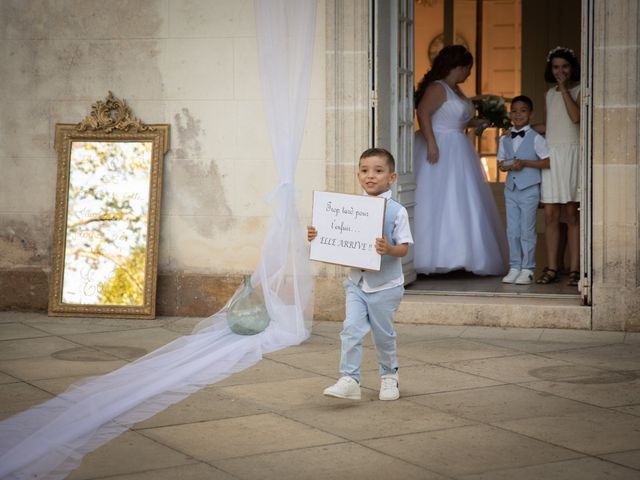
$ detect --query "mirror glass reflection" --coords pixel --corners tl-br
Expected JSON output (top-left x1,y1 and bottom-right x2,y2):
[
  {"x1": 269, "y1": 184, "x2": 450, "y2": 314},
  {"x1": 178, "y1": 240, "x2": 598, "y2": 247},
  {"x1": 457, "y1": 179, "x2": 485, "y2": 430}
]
[{"x1": 62, "y1": 141, "x2": 152, "y2": 306}]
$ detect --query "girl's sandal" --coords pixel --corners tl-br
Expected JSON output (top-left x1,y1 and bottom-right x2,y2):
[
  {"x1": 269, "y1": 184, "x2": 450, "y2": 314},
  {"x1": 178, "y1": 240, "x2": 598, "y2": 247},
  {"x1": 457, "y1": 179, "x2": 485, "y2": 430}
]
[
  {"x1": 568, "y1": 271, "x2": 580, "y2": 286},
  {"x1": 536, "y1": 268, "x2": 558, "y2": 284}
]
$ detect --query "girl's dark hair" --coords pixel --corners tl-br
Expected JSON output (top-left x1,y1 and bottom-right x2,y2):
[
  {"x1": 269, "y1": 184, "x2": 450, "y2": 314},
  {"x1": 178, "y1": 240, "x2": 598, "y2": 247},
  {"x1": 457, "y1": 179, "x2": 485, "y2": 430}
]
[
  {"x1": 544, "y1": 47, "x2": 581, "y2": 83},
  {"x1": 414, "y1": 45, "x2": 473, "y2": 107}
]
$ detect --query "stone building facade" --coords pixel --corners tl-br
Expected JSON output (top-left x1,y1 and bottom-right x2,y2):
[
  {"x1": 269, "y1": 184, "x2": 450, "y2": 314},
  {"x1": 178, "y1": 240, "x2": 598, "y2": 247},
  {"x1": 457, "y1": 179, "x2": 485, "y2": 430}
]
[{"x1": 0, "y1": 0, "x2": 638, "y2": 331}]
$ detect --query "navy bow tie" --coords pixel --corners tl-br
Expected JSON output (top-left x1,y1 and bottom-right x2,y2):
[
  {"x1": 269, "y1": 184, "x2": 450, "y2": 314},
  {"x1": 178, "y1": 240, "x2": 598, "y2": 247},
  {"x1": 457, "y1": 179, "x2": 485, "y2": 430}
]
[{"x1": 511, "y1": 130, "x2": 525, "y2": 139}]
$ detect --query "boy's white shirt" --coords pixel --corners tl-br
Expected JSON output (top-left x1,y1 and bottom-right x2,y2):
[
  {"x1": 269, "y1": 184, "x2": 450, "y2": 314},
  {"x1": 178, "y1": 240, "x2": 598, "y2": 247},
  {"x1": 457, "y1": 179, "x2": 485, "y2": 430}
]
[
  {"x1": 360, "y1": 189, "x2": 413, "y2": 293},
  {"x1": 497, "y1": 125, "x2": 551, "y2": 161}
]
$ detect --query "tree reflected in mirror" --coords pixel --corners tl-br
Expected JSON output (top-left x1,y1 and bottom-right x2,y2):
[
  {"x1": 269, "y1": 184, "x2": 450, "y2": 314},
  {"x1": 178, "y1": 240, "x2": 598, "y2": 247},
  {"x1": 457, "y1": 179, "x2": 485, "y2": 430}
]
[{"x1": 62, "y1": 141, "x2": 152, "y2": 305}]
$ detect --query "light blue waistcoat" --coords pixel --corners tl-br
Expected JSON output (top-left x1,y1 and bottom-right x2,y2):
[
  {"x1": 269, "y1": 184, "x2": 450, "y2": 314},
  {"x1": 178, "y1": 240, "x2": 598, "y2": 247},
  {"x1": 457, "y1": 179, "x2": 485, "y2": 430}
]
[
  {"x1": 348, "y1": 198, "x2": 404, "y2": 289},
  {"x1": 503, "y1": 130, "x2": 543, "y2": 191}
]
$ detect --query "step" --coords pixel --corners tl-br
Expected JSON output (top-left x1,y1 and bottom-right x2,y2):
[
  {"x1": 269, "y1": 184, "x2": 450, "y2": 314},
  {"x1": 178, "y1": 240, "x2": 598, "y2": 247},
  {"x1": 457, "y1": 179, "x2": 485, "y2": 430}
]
[{"x1": 397, "y1": 292, "x2": 591, "y2": 329}]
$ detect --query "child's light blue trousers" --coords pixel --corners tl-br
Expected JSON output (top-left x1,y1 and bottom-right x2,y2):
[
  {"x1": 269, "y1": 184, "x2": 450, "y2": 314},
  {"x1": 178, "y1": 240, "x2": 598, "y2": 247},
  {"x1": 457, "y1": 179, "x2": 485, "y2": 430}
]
[
  {"x1": 505, "y1": 184, "x2": 540, "y2": 270},
  {"x1": 340, "y1": 279, "x2": 403, "y2": 383}
]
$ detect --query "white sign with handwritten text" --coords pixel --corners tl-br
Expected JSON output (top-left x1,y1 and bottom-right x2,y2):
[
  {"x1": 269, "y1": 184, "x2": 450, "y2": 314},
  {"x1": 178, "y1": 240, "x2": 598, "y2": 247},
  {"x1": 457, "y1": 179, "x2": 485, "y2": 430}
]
[{"x1": 309, "y1": 191, "x2": 386, "y2": 271}]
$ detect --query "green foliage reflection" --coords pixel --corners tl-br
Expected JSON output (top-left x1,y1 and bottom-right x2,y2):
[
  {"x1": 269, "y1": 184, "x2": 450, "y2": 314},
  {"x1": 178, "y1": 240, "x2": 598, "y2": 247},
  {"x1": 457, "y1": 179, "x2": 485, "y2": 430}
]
[{"x1": 62, "y1": 141, "x2": 152, "y2": 306}]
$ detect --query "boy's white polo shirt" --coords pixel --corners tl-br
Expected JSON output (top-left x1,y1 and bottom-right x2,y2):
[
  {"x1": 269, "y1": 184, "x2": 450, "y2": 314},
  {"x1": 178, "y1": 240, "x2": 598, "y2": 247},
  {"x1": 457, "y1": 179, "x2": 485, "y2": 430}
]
[
  {"x1": 497, "y1": 125, "x2": 551, "y2": 161},
  {"x1": 360, "y1": 189, "x2": 413, "y2": 293}
]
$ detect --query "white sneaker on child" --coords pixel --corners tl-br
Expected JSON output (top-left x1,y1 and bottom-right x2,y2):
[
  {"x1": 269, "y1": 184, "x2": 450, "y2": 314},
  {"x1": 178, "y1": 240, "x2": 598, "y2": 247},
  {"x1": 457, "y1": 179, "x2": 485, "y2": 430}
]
[
  {"x1": 379, "y1": 373, "x2": 400, "y2": 401},
  {"x1": 323, "y1": 376, "x2": 361, "y2": 400},
  {"x1": 502, "y1": 268, "x2": 520, "y2": 284},
  {"x1": 515, "y1": 268, "x2": 534, "y2": 285}
]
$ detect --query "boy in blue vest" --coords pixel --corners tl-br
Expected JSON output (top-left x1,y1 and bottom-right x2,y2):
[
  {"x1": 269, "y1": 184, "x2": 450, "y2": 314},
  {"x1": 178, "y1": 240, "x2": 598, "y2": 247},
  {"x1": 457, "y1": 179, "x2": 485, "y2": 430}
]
[
  {"x1": 498, "y1": 95, "x2": 551, "y2": 284},
  {"x1": 307, "y1": 148, "x2": 413, "y2": 401}
]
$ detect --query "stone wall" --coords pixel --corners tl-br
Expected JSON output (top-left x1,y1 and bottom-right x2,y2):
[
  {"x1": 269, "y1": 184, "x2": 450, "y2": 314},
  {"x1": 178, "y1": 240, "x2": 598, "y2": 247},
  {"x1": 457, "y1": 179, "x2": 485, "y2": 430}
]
[
  {"x1": 0, "y1": 0, "x2": 327, "y2": 315},
  {"x1": 591, "y1": 0, "x2": 640, "y2": 330}
]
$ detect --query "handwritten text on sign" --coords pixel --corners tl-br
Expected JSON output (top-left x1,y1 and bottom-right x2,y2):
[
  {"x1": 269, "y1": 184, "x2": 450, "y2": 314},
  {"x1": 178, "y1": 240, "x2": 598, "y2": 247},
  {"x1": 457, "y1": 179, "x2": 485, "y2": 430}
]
[{"x1": 309, "y1": 191, "x2": 386, "y2": 271}]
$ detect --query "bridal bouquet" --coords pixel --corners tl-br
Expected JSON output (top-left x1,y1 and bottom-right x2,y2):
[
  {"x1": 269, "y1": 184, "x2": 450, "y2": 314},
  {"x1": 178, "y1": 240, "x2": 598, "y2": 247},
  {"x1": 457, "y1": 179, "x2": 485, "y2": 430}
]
[{"x1": 471, "y1": 94, "x2": 512, "y2": 136}]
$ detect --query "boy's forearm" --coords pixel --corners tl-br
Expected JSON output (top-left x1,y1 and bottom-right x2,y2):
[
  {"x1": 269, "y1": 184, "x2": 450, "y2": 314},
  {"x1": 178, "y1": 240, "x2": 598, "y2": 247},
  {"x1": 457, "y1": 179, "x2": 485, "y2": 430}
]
[
  {"x1": 386, "y1": 243, "x2": 409, "y2": 258},
  {"x1": 521, "y1": 158, "x2": 550, "y2": 169}
]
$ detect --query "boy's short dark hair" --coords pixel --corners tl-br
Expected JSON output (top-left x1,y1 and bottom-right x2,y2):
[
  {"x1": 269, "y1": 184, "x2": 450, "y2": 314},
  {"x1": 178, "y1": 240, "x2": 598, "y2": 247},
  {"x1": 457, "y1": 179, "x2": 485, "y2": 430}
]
[
  {"x1": 510, "y1": 95, "x2": 534, "y2": 111},
  {"x1": 360, "y1": 148, "x2": 396, "y2": 173}
]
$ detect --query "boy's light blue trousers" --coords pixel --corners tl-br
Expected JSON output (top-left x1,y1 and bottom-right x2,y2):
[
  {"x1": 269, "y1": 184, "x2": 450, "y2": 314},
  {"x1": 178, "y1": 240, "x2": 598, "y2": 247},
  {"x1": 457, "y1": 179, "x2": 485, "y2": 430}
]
[
  {"x1": 340, "y1": 279, "x2": 404, "y2": 383},
  {"x1": 505, "y1": 183, "x2": 540, "y2": 271}
]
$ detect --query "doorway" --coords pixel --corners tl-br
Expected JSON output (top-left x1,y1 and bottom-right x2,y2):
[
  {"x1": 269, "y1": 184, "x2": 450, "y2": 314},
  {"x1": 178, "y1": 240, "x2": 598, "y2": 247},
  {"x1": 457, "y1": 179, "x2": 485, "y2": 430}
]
[{"x1": 373, "y1": 0, "x2": 591, "y2": 302}]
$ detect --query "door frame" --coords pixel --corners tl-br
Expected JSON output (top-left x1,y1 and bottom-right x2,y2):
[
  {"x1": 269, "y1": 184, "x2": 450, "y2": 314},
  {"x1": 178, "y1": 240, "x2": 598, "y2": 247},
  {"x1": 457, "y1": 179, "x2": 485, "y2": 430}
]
[
  {"x1": 371, "y1": 0, "x2": 417, "y2": 285},
  {"x1": 371, "y1": 0, "x2": 594, "y2": 301}
]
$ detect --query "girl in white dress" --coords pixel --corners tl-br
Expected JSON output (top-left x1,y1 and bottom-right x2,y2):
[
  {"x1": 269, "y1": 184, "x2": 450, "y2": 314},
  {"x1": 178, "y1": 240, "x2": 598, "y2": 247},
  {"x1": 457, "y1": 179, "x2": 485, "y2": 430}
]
[
  {"x1": 535, "y1": 47, "x2": 581, "y2": 286},
  {"x1": 413, "y1": 45, "x2": 508, "y2": 276}
]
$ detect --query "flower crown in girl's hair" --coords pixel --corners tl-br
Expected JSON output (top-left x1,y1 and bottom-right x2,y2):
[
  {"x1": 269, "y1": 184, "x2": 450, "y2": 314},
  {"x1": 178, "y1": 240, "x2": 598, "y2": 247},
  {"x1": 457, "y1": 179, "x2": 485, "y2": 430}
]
[{"x1": 546, "y1": 46, "x2": 576, "y2": 62}]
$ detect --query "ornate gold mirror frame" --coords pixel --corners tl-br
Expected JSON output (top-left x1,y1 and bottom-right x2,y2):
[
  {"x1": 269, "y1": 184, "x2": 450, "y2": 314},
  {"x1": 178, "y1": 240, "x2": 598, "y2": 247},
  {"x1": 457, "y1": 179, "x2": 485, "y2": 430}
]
[{"x1": 49, "y1": 92, "x2": 169, "y2": 319}]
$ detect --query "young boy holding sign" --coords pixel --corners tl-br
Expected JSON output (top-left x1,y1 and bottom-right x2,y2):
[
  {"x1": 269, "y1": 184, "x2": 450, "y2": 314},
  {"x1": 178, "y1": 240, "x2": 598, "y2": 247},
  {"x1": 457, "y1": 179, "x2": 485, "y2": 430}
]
[{"x1": 307, "y1": 148, "x2": 413, "y2": 401}]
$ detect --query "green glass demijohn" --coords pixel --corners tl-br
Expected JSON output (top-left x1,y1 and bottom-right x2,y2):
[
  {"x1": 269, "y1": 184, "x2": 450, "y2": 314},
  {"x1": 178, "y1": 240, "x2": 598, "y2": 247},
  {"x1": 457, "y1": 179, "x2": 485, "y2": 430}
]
[{"x1": 226, "y1": 276, "x2": 271, "y2": 335}]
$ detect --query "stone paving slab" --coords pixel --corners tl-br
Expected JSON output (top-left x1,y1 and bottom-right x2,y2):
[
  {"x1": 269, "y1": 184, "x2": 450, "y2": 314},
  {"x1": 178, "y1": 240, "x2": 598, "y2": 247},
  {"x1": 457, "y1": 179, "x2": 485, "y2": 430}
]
[
  {"x1": 0, "y1": 371, "x2": 18, "y2": 385},
  {"x1": 361, "y1": 424, "x2": 581, "y2": 477},
  {"x1": 409, "y1": 384, "x2": 602, "y2": 423},
  {"x1": 399, "y1": 337, "x2": 521, "y2": 363},
  {"x1": 215, "y1": 442, "x2": 448, "y2": 480},
  {"x1": 68, "y1": 431, "x2": 197, "y2": 480},
  {"x1": 458, "y1": 337, "x2": 606, "y2": 354},
  {"x1": 162, "y1": 317, "x2": 202, "y2": 335},
  {"x1": 539, "y1": 329, "x2": 626, "y2": 344},
  {"x1": 30, "y1": 375, "x2": 106, "y2": 395},
  {"x1": 91, "y1": 463, "x2": 237, "y2": 480},
  {"x1": 215, "y1": 357, "x2": 319, "y2": 387},
  {"x1": 494, "y1": 409, "x2": 640, "y2": 455},
  {"x1": 141, "y1": 412, "x2": 345, "y2": 461},
  {"x1": 615, "y1": 404, "x2": 640, "y2": 417},
  {"x1": 460, "y1": 457, "x2": 640, "y2": 480},
  {"x1": 0, "y1": 322, "x2": 51, "y2": 340},
  {"x1": 0, "y1": 382, "x2": 53, "y2": 420},
  {"x1": 460, "y1": 325, "x2": 544, "y2": 341},
  {"x1": 21, "y1": 316, "x2": 169, "y2": 335},
  {"x1": 360, "y1": 363, "x2": 502, "y2": 396},
  {"x1": 624, "y1": 332, "x2": 640, "y2": 343},
  {"x1": 521, "y1": 373, "x2": 640, "y2": 408},
  {"x1": 440, "y1": 353, "x2": 596, "y2": 383},
  {"x1": 0, "y1": 336, "x2": 83, "y2": 361},
  {"x1": 133, "y1": 386, "x2": 268, "y2": 429},
  {"x1": 61, "y1": 328, "x2": 183, "y2": 360},
  {"x1": 282, "y1": 398, "x2": 474, "y2": 441},
  {"x1": 0, "y1": 355, "x2": 127, "y2": 381},
  {"x1": 600, "y1": 450, "x2": 640, "y2": 471},
  {"x1": 219, "y1": 376, "x2": 355, "y2": 411},
  {"x1": 394, "y1": 323, "x2": 468, "y2": 343},
  {"x1": 539, "y1": 344, "x2": 640, "y2": 371}
]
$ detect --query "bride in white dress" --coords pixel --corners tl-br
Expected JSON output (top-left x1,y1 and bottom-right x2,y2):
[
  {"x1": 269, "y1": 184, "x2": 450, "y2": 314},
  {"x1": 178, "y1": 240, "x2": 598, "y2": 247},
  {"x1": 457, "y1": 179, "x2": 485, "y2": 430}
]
[{"x1": 413, "y1": 45, "x2": 508, "y2": 276}]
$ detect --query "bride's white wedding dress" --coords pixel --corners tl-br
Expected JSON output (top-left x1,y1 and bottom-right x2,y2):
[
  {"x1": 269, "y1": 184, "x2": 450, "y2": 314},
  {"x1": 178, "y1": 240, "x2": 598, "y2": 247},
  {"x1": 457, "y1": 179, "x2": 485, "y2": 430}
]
[{"x1": 413, "y1": 80, "x2": 508, "y2": 275}]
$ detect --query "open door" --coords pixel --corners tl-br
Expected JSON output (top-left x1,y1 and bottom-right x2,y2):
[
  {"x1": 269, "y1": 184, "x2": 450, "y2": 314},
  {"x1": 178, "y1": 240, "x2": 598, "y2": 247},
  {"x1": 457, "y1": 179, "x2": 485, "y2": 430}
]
[
  {"x1": 579, "y1": 0, "x2": 594, "y2": 305},
  {"x1": 372, "y1": 0, "x2": 417, "y2": 284}
]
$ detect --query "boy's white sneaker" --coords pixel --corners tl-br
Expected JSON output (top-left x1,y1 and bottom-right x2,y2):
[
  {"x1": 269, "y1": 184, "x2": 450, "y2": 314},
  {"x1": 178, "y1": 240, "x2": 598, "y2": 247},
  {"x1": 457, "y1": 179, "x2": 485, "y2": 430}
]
[
  {"x1": 323, "y1": 376, "x2": 361, "y2": 400},
  {"x1": 379, "y1": 373, "x2": 400, "y2": 401},
  {"x1": 515, "y1": 268, "x2": 534, "y2": 285},
  {"x1": 502, "y1": 268, "x2": 520, "y2": 283}
]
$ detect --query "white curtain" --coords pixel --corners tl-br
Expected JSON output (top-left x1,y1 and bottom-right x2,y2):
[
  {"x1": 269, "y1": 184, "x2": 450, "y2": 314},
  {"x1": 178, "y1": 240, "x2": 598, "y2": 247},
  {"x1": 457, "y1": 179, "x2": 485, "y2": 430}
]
[{"x1": 0, "y1": 1, "x2": 317, "y2": 478}]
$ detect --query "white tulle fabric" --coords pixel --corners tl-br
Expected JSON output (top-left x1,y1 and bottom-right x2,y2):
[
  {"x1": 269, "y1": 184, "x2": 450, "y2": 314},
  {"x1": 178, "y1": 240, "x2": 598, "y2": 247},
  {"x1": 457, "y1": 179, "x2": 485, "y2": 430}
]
[{"x1": 0, "y1": 1, "x2": 317, "y2": 478}]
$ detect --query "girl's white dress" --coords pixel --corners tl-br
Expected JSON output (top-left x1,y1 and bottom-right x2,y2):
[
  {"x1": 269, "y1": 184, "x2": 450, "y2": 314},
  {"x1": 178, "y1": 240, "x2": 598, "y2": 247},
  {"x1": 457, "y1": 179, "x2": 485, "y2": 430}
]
[
  {"x1": 413, "y1": 80, "x2": 508, "y2": 275},
  {"x1": 541, "y1": 84, "x2": 580, "y2": 203}
]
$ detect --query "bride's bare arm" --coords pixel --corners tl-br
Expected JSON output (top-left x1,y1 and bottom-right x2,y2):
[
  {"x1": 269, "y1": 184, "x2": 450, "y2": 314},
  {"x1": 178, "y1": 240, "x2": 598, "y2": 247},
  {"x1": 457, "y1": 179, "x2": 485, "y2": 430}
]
[{"x1": 416, "y1": 83, "x2": 446, "y2": 164}]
